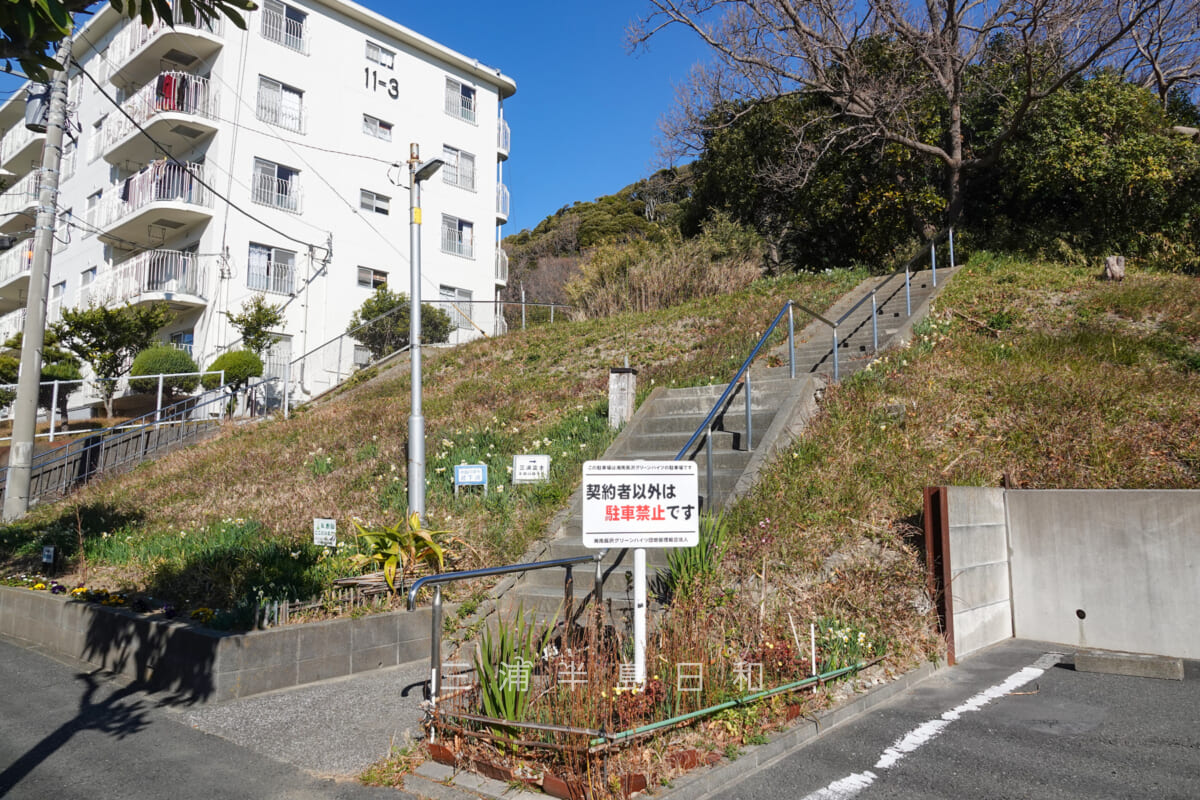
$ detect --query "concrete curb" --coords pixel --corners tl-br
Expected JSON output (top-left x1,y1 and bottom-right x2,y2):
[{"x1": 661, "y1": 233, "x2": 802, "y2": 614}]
[
  {"x1": 658, "y1": 660, "x2": 944, "y2": 800},
  {"x1": 399, "y1": 660, "x2": 946, "y2": 800}
]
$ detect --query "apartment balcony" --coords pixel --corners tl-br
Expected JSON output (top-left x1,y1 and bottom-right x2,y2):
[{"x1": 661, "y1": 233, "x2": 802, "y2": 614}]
[
  {"x1": 0, "y1": 308, "x2": 26, "y2": 344},
  {"x1": 95, "y1": 162, "x2": 213, "y2": 247},
  {"x1": 107, "y1": 5, "x2": 224, "y2": 87},
  {"x1": 102, "y1": 72, "x2": 219, "y2": 165},
  {"x1": 261, "y1": 4, "x2": 309, "y2": 54},
  {"x1": 0, "y1": 124, "x2": 45, "y2": 177},
  {"x1": 88, "y1": 249, "x2": 207, "y2": 310},
  {"x1": 497, "y1": 118, "x2": 510, "y2": 160},
  {"x1": 0, "y1": 243, "x2": 34, "y2": 314},
  {"x1": 495, "y1": 247, "x2": 509, "y2": 286},
  {"x1": 0, "y1": 171, "x2": 41, "y2": 235},
  {"x1": 496, "y1": 183, "x2": 510, "y2": 224},
  {"x1": 251, "y1": 173, "x2": 302, "y2": 214}
]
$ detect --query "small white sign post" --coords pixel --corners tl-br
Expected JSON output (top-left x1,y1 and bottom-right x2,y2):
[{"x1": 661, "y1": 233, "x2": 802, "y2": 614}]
[
  {"x1": 512, "y1": 454, "x2": 551, "y2": 484},
  {"x1": 313, "y1": 518, "x2": 337, "y2": 547},
  {"x1": 453, "y1": 464, "x2": 488, "y2": 497},
  {"x1": 581, "y1": 460, "x2": 699, "y2": 683}
]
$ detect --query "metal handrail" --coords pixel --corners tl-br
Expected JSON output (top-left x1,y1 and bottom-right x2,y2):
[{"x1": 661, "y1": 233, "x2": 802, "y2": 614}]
[
  {"x1": 674, "y1": 228, "x2": 956, "y2": 506},
  {"x1": 675, "y1": 301, "x2": 795, "y2": 463},
  {"x1": 407, "y1": 550, "x2": 607, "y2": 714}
]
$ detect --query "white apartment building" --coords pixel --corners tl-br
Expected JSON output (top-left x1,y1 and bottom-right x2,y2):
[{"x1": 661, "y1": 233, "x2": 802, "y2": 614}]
[{"x1": 0, "y1": 0, "x2": 514, "y2": 412}]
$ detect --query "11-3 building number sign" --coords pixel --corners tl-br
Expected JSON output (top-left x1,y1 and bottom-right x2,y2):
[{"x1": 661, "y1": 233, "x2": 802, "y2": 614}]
[{"x1": 364, "y1": 68, "x2": 399, "y2": 99}]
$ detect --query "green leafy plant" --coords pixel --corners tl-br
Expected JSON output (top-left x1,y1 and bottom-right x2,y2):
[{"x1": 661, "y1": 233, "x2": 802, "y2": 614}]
[
  {"x1": 129, "y1": 345, "x2": 200, "y2": 398},
  {"x1": 473, "y1": 605, "x2": 556, "y2": 737},
  {"x1": 656, "y1": 512, "x2": 728, "y2": 603},
  {"x1": 352, "y1": 512, "x2": 456, "y2": 593}
]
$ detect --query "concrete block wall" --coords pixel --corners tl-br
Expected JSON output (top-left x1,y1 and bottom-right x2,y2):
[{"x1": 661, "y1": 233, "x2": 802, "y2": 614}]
[
  {"x1": 944, "y1": 486, "x2": 1012, "y2": 660},
  {"x1": 1006, "y1": 490, "x2": 1200, "y2": 660},
  {"x1": 0, "y1": 586, "x2": 433, "y2": 703},
  {"x1": 935, "y1": 488, "x2": 1200, "y2": 662}
]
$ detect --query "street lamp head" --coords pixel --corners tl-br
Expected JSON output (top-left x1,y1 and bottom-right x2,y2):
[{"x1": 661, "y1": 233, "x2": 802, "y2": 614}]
[{"x1": 415, "y1": 158, "x2": 445, "y2": 183}]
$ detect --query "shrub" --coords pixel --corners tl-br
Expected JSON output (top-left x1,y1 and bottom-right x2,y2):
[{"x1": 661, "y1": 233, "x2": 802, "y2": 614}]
[
  {"x1": 346, "y1": 287, "x2": 453, "y2": 360},
  {"x1": 129, "y1": 346, "x2": 200, "y2": 398},
  {"x1": 565, "y1": 213, "x2": 763, "y2": 317},
  {"x1": 201, "y1": 350, "x2": 263, "y2": 393}
]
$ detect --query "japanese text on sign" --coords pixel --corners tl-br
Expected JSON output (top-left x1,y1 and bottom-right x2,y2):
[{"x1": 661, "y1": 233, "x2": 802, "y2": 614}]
[{"x1": 512, "y1": 454, "x2": 550, "y2": 484}]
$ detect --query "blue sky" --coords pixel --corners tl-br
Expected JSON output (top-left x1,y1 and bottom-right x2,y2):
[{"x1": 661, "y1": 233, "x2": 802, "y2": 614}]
[
  {"x1": 0, "y1": 2, "x2": 709, "y2": 235},
  {"x1": 383, "y1": 1, "x2": 709, "y2": 233}
]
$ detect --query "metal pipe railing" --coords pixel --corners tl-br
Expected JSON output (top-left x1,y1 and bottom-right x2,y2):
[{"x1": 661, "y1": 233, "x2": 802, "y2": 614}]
[{"x1": 407, "y1": 550, "x2": 608, "y2": 723}]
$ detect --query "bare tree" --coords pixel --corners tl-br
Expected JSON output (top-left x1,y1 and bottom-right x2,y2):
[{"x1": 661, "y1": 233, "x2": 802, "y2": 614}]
[
  {"x1": 1119, "y1": 0, "x2": 1200, "y2": 104},
  {"x1": 632, "y1": 0, "x2": 1198, "y2": 225}
]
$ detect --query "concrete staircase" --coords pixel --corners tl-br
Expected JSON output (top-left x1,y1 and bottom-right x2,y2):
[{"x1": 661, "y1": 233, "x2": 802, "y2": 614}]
[{"x1": 491, "y1": 268, "x2": 956, "y2": 631}]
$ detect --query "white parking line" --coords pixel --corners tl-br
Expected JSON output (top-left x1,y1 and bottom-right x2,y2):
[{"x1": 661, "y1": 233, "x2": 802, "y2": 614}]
[{"x1": 801, "y1": 653, "x2": 1063, "y2": 800}]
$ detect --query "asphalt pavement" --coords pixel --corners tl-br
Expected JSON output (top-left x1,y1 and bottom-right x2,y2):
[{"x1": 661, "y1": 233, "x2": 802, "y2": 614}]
[
  {"x1": 712, "y1": 639, "x2": 1200, "y2": 800},
  {"x1": 0, "y1": 634, "x2": 420, "y2": 800},
  {"x1": 4, "y1": 634, "x2": 1198, "y2": 800}
]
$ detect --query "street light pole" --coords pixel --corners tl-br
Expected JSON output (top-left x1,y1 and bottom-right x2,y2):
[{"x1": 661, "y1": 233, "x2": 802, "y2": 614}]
[
  {"x1": 407, "y1": 144, "x2": 443, "y2": 521},
  {"x1": 3, "y1": 36, "x2": 72, "y2": 522}
]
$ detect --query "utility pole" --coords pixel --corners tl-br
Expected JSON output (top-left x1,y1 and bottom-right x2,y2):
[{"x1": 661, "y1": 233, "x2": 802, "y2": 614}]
[
  {"x1": 406, "y1": 144, "x2": 443, "y2": 521},
  {"x1": 2, "y1": 36, "x2": 73, "y2": 521}
]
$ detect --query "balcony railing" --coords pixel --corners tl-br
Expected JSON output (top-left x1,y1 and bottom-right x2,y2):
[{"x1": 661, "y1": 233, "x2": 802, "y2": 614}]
[
  {"x1": 251, "y1": 172, "x2": 302, "y2": 213},
  {"x1": 495, "y1": 247, "x2": 509, "y2": 285},
  {"x1": 441, "y1": 228, "x2": 474, "y2": 259},
  {"x1": 101, "y1": 72, "x2": 218, "y2": 152},
  {"x1": 256, "y1": 90, "x2": 305, "y2": 133},
  {"x1": 445, "y1": 88, "x2": 476, "y2": 123},
  {"x1": 496, "y1": 183, "x2": 510, "y2": 222},
  {"x1": 88, "y1": 250, "x2": 207, "y2": 306},
  {"x1": 96, "y1": 161, "x2": 212, "y2": 231},
  {"x1": 497, "y1": 118, "x2": 511, "y2": 157},
  {"x1": 108, "y1": 5, "x2": 223, "y2": 67},
  {"x1": 261, "y1": 7, "x2": 308, "y2": 54},
  {"x1": 0, "y1": 171, "x2": 41, "y2": 219},
  {"x1": 0, "y1": 308, "x2": 26, "y2": 343},
  {"x1": 247, "y1": 259, "x2": 295, "y2": 295},
  {"x1": 0, "y1": 124, "x2": 43, "y2": 169},
  {"x1": 0, "y1": 243, "x2": 33, "y2": 287}
]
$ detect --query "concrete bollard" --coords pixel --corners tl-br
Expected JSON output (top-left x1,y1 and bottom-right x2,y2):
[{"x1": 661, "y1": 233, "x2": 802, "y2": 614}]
[{"x1": 608, "y1": 367, "x2": 637, "y2": 429}]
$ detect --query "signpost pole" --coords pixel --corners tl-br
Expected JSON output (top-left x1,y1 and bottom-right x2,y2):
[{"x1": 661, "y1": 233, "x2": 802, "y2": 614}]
[{"x1": 634, "y1": 546, "x2": 647, "y2": 683}]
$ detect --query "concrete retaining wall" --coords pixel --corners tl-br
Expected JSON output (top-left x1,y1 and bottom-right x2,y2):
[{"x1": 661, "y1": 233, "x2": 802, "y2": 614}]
[
  {"x1": 1007, "y1": 490, "x2": 1200, "y2": 659},
  {"x1": 944, "y1": 487, "x2": 1012, "y2": 660},
  {"x1": 0, "y1": 586, "x2": 434, "y2": 703},
  {"x1": 931, "y1": 488, "x2": 1200, "y2": 661}
]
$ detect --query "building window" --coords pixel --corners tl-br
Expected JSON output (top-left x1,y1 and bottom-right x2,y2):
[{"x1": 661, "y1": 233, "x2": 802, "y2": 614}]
[
  {"x1": 440, "y1": 215, "x2": 474, "y2": 258},
  {"x1": 85, "y1": 190, "x2": 101, "y2": 235},
  {"x1": 362, "y1": 114, "x2": 392, "y2": 141},
  {"x1": 357, "y1": 267, "x2": 386, "y2": 289},
  {"x1": 359, "y1": 189, "x2": 389, "y2": 215},
  {"x1": 61, "y1": 139, "x2": 76, "y2": 181},
  {"x1": 257, "y1": 76, "x2": 304, "y2": 133},
  {"x1": 261, "y1": 0, "x2": 307, "y2": 53},
  {"x1": 444, "y1": 78, "x2": 476, "y2": 123},
  {"x1": 88, "y1": 116, "x2": 105, "y2": 162},
  {"x1": 365, "y1": 41, "x2": 394, "y2": 68},
  {"x1": 442, "y1": 145, "x2": 475, "y2": 191},
  {"x1": 54, "y1": 208, "x2": 71, "y2": 253},
  {"x1": 252, "y1": 158, "x2": 301, "y2": 213},
  {"x1": 264, "y1": 334, "x2": 291, "y2": 381},
  {"x1": 248, "y1": 243, "x2": 296, "y2": 294},
  {"x1": 439, "y1": 285, "x2": 472, "y2": 329},
  {"x1": 169, "y1": 330, "x2": 195, "y2": 356},
  {"x1": 80, "y1": 266, "x2": 97, "y2": 298}
]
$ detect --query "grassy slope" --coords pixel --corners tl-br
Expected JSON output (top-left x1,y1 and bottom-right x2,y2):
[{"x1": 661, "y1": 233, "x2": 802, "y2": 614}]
[
  {"x1": 3, "y1": 255, "x2": 1196, "y2": 662},
  {"x1": 721, "y1": 255, "x2": 1199, "y2": 664},
  {"x1": 0, "y1": 270, "x2": 860, "y2": 598}
]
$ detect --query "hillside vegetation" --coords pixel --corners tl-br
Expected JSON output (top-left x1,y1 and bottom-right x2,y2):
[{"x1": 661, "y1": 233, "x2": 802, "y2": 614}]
[{"x1": 2, "y1": 255, "x2": 1196, "y2": 661}]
